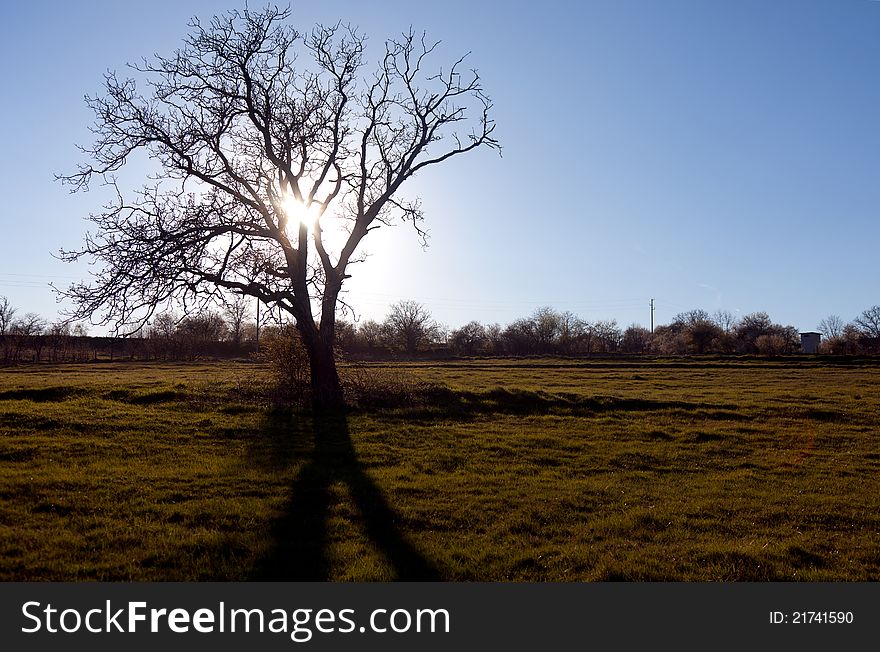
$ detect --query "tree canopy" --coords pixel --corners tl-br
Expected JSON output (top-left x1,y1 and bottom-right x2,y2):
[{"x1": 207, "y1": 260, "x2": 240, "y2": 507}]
[{"x1": 58, "y1": 6, "x2": 498, "y2": 405}]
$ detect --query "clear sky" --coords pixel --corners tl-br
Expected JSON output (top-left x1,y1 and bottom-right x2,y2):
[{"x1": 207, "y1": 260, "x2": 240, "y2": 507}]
[{"x1": 1, "y1": 0, "x2": 878, "y2": 333}]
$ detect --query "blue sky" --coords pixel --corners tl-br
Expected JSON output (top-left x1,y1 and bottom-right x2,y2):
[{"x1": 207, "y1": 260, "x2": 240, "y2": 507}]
[{"x1": 1, "y1": 0, "x2": 878, "y2": 332}]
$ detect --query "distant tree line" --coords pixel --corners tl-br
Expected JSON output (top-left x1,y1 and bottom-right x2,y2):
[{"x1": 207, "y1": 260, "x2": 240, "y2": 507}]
[
  {"x1": 339, "y1": 303, "x2": 880, "y2": 357},
  {"x1": 2, "y1": 294, "x2": 880, "y2": 366},
  {"x1": 0, "y1": 295, "x2": 261, "y2": 365},
  {"x1": 0, "y1": 297, "x2": 95, "y2": 365}
]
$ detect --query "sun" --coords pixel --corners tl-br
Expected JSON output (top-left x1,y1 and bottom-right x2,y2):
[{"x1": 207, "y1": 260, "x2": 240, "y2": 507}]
[
  {"x1": 280, "y1": 192, "x2": 320, "y2": 231},
  {"x1": 276, "y1": 187, "x2": 352, "y2": 256}
]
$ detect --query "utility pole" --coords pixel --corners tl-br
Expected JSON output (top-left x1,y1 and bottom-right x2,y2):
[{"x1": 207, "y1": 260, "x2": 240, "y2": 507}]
[{"x1": 650, "y1": 298, "x2": 655, "y2": 333}]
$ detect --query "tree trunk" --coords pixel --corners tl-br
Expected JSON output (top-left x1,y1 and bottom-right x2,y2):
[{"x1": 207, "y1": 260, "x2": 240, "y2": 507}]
[{"x1": 306, "y1": 336, "x2": 345, "y2": 409}]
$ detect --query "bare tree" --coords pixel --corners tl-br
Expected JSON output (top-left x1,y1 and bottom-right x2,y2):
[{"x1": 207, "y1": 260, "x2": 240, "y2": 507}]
[
  {"x1": 46, "y1": 321, "x2": 67, "y2": 362},
  {"x1": 557, "y1": 311, "x2": 587, "y2": 354},
  {"x1": 673, "y1": 309, "x2": 711, "y2": 326},
  {"x1": 651, "y1": 323, "x2": 688, "y2": 355},
  {"x1": 485, "y1": 323, "x2": 504, "y2": 355},
  {"x1": 224, "y1": 294, "x2": 251, "y2": 347},
  {"x1": 671, "y1": 310, "x2": 710, "y2": 353},
  {"x1": 841, "y1": 323, "x2": 866, "y2": 354},
  {"x1": 357, "y1": 319, "x2": 384, "y2": 352},
  {"x1": 735, "y1": 311, "x2": 773, "y2": 353},
  {"x1": 178, "y1": 311, "x2": 228, "y2": 359},
  {"x1": 777, "y1": 325, "x2": 802, "y2": 353},
  {"x1": 0, "y1": 296, "x2": 15, "y2": 337},
  {"x1": 449, "y1": 320, "x2": 488, "y2": 355},
  {"x1": 57, "y1": 6, "x2": 498, "y2": 406},
  {"x1": 531, "y1": 306, "x2": 562, "y2": 351},
  {"x1": 854, "y1": 305, "x2": 880, "y2": 338},
  {"x1": 620, "y1": 324, "x2": 652, "y2": 354},
  {"x1": 333, "y1": 318, "x2": 358, "y2": 353},
  {"x1": 712, "y1": 309, "x2": 736, "y2": 333},
  {"x1": 147, "y1": 311, "x2": 180, "y2": 360},
  {"x1": 817, "y1": 314, "x2": 845, "y2": 340},
  {"x1": 503, "y1": 318, "x2": 538, "y2": 355},
  {"x1": 9, "y1": 313, "x2": 46, "y2": 363},
  {"x1": 592, "y1": 319, "x2": 622, "y2": 353},
  {"x1": 383, "y1": 300, "x2": 439, "y2": 355}
]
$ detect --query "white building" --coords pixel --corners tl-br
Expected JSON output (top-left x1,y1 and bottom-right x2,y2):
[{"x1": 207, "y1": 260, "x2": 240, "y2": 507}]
[{"x1": 800, "y1": 331, "x2": 821, "y2": 354}]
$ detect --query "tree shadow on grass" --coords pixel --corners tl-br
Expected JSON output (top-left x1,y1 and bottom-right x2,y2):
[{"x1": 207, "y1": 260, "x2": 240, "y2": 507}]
[
  {"x1": 366, "y1": 386, "x2": 744, "y2": 422},
  {"x1": 250, "y1": 410, "x2": 440, "y2": 581}
]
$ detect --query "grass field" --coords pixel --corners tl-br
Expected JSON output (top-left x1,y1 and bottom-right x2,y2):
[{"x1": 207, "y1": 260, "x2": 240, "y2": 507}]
[{"x1": 1, "y1": 357, "x2": 879, "y2": 581}]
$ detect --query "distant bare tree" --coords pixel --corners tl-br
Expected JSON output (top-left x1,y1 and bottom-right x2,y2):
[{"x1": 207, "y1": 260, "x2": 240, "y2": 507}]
[
  {"x1": 674, "y1": 309, "x2": 711, "y2": 326},
  {"x1": 224, "y1": 295, "x2": 251, "y2": 347},
  {"x1": 150, "y1": 312, "x2": 179, "y2": 340},
  {"x1": 712, "y1": 309, "x2": 737, "y2": 333},
  {"x1": 557, "y1": 311, "x2": 589, "y2": 354},
  {"x1": 333, "y1": 319, "x2": 358, "y2": 354},
  {"x1": 178, "y1": 311, "x2": 228, "y2": 359},
  {"x1": 147, "y1": 312, "x2": 180, "y2": 359},
  {"x1": 713, "y1": 329, "x2": 737, "y2": 354},
  {"x1": 503, "y1": 318, "x2": 537, "y2": 355},
  {"x1": 777, "y1": 325, "x2": 802, "y2": 353},
  {"x1": 182, "y1": 311, "x2": 228, "y2": 340},
  {"x1": 735, "y1": 311, "x2": 773, "y2": 353},
  {"x1": 592, "y1": 319, "x2": 622, "y2": 353},
  {"x1": 357, "y1": 320, "x2": 384, "y2": 352},
  {"x1": 7, "y1": 313, "x2": 46, "y2": 363},
  {"x1": 0, "y1": 297, "x2": 14, "y2": 365},
  {"x1": 449, "y1": 321, "x2": 488, "y2": 355},
  {"x1": 672, "y1": 310, "x2": 721, "y2": 354},
  {"x1": 531, "y1": 307, "x2": 562, "y2": 351},
  {"x1": 58, "y1": 6, "x2": 498, "y2": 406},
  {"x1": 817, "y1": 315, "x2": 845, "y2": 340},
  {"x1": 0, "y1": 296, "x2": 15, "y2": 336},
  {"x1": 620, "y1": 325, "x2": 652, "y2": 354},
  {"x1": 485, "y1": 323, "x2": 504, "y2": 354},
  {"x1": 651, "y1": 323, "x2": 688, "y2": 355},
  {"x1": 841, "y1": 324, "x2": 866, "y2": 354},
  {"x1": 383, "y1": 300, "x2": 439, "y2": 355},
  {"x1": 46, "y1": 321, "x2": 68, "y2": 362},
  {"x1": 14, "y1": 314, "x2": 45, "y2": 338},
  {"x1": 854, "y1": 305, "x2": 880, "y2": 338},
  {"x1": 435, "y1": 323, "x2": 450, "y2": 346}
]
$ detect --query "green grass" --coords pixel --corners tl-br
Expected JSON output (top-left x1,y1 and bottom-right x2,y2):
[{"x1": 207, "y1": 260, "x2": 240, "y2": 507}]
[{"x1": 1, "y1": 358, "x2": 879, "y2": 580}]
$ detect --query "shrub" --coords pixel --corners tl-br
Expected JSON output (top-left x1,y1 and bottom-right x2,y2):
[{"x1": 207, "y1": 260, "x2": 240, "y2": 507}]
[
  {"x1": 340, "y1": 365, "x2": 442, "y2": 408},
  {"x1": 259, "y1": 325, "x2": 310, "y2": 404},
  {"x1": 755, "y1": 334, "x2": 786, "y2": 356}
]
